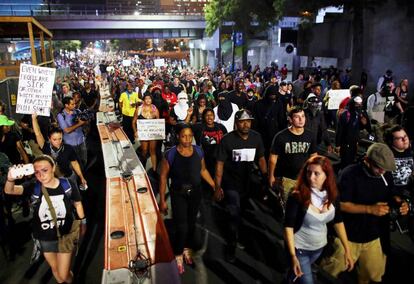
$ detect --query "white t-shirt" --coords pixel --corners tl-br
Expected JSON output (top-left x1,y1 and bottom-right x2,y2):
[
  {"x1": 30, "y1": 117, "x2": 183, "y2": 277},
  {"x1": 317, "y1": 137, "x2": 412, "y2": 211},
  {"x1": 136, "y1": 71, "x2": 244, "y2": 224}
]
[{"x1": 213, "y1": 103, "x2": 239, "y2": 133}]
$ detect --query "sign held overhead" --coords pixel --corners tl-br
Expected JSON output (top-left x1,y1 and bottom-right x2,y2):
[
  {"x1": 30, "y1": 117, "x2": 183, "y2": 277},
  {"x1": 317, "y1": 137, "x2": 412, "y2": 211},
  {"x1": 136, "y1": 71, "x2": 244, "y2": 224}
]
[{"x1": 16, "y1": 64, "x2": 56, "y2": 116}]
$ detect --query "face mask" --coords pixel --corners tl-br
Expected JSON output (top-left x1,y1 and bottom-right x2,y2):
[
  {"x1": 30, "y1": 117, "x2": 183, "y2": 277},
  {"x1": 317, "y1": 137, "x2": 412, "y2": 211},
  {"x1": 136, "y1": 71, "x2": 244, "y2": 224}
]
[
  {"x1": 355, "y1": 105, "x2": 363, "y2": 113},
  {"x1": 178, "y1": 99, "x2": 188, "y2": 107},
  {"x1": 309, "y1": 102, "x2": 322, "y2": 115}
]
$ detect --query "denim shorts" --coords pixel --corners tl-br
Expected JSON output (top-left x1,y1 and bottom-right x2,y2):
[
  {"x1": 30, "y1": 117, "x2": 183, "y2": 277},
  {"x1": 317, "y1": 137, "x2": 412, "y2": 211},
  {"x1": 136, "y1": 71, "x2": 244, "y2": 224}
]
[{"x1": 39, "y1": 240, "x2": 59, "y2": 253}]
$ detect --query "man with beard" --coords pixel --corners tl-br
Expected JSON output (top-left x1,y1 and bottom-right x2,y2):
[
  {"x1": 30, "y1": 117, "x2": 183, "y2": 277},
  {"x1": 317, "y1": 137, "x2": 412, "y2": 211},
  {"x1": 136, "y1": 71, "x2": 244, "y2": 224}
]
[
  {"x1": 214, "y1": 109, "x2": 267, "y2": 262},
  {"x1": 245, "y1": 88, "x2": 257, "y2": 113},
  {"x1": 253, "y1": 84, "x2": 287, "y2": 158},
  {"x1": 227, "y1": 80, "x2": 248, "y2": 109}
]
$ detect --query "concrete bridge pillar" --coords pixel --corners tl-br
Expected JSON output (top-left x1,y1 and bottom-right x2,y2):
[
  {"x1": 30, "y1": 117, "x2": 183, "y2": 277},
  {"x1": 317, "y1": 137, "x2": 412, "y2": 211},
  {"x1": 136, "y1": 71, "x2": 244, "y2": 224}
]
[
  {"x1": 194, "y1": 49, "x2": 200, "y2": 70},
  {"x1": 190, "y1": 48, "x2": 195, "y2": 69}
]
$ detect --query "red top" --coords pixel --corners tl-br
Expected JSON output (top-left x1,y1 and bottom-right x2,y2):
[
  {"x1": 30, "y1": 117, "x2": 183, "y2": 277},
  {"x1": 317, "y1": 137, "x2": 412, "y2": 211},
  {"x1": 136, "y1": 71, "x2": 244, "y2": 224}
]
[{"x1": 162, "y1": 92, "x2": 177, "y2": 108}]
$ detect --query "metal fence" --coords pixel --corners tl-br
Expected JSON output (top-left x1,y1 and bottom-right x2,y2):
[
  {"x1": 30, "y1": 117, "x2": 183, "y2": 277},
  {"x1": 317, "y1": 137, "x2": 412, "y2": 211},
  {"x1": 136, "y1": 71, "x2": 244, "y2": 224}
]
[{"x1": 0, "y1": 3, "x2": 205, "y2": 16}]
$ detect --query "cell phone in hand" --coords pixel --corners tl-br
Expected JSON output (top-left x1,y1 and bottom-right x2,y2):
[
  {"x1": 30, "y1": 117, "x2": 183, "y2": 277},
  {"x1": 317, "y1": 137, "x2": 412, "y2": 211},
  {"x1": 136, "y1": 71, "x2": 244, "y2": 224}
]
[{"x1": 10, "y1": 164, "x2": 34, "y2": 179}]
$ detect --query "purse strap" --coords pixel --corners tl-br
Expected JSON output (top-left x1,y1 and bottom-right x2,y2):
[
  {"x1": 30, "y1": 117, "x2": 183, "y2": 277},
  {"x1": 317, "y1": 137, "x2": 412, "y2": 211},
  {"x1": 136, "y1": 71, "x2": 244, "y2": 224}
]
[{"x1": 40, "y1": 184, "x2": 61, "y2": 238}]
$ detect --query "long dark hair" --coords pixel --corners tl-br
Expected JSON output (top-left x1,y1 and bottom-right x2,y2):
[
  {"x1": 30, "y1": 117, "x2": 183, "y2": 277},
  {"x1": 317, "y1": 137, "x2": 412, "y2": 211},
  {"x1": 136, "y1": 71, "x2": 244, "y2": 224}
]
[{"x1": 292, "y1": 155, "x2": 338, "y2": 208}]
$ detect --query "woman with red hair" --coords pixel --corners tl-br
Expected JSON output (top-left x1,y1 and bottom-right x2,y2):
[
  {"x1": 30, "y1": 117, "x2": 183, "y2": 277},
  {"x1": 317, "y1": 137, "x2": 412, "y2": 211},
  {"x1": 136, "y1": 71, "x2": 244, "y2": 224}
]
[{"x1": 284, "y1": 155, "x2": 354, "y2": 283}]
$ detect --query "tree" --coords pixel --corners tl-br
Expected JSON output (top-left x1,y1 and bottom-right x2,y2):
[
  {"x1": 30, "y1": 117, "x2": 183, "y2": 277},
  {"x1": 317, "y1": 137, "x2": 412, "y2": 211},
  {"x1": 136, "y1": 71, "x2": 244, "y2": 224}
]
[
  {"x1": 52, "y1": 40, "x2": 82, "y2": 52},
  {"x1": 163, "y1": 39, "x2": 178, "y2": 52},
  {"x1": 295, "y1": 0, "x2": 391, "y2": 84},
  {"x1": 205, "y1": 0, "x2": 285, "y2": 69},
  {"x1": 204, "y1": 0, "x2": 285, "y2": 37}
]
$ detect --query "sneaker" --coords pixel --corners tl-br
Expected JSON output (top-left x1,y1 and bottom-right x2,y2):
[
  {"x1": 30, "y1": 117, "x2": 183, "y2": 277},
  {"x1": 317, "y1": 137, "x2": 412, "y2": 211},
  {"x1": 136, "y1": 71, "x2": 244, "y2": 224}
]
[{"x1": 175, "y1": 255, "x2": 185, "y2": 274}]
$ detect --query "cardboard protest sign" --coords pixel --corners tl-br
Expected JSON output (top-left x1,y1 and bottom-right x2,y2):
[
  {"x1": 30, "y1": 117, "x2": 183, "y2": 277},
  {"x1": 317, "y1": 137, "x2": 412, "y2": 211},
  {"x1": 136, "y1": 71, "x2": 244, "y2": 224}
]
[
  {"x1": 122, "y1": 59, "x2": 131, "y2": 67},
  {"x1": 327, "y1": 89, "x2": 350, "y2": 110},
  {"x1": 137, "y1": 119, "x2": 165, "y2": 140},
  {"x1": 16, "y1": 64, "x2": 56, "y2": 116},
  {"x1": 154, "y1": 59, "x2": 165, "y2": 67}
]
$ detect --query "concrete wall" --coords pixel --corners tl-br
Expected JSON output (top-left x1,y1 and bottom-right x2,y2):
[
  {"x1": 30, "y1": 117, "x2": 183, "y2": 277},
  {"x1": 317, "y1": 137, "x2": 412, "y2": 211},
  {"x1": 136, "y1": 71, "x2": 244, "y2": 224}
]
[
  {"x1": 189, "y1": 29, "x2": 220, "y2": 70},
  {"x1": 296, "y1": 0, "x2": 414, "y2": 93},
  {"x1": 361, "y1": 0, "x2": 414, "y2": 92}
]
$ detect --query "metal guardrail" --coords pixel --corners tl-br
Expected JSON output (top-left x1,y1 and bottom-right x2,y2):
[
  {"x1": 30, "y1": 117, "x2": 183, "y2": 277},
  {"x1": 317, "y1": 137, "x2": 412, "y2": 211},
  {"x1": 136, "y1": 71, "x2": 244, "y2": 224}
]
[{"x1": 0, "y1": 3, "x2": 205, "y2": 16}]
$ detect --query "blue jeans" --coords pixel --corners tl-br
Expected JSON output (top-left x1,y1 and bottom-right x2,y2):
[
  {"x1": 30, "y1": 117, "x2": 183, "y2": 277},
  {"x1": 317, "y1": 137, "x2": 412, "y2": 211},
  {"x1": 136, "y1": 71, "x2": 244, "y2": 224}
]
[{"x1": 290, "y1": 247, "x2": 323, "y2": 284}]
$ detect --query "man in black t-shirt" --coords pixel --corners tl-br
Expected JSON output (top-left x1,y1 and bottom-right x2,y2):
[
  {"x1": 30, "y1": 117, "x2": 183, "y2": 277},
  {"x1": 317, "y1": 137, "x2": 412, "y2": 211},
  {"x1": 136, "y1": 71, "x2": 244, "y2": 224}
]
[
  {"x1": 268, "y1": 107, "x2": 317, "y2": 201},
  {"x1": 321, "y1": 143, "x2": 409, "y2": 284},
  {"x1": 170, "y1": 76, "x2": 185, "y2": 98},
  {"x1": 384, "y1": 126, "x2": 413, "y2": 197},
  {"x1": 227, "y1": 81, "x2": 248, "y2": 109},
  {"x1": 215, "y1": 109, "x2": 267, "y2": 262}
]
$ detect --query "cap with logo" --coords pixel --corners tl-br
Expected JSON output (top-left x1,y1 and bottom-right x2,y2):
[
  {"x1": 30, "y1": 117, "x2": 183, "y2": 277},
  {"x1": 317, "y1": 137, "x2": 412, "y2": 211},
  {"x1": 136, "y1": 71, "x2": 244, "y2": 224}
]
[
  {"x1": 235, "y1": 109, "x2": 254, "y2": 121},
  {"x1": 0, "y1": 115, "x2": 15, "y2": 127}
]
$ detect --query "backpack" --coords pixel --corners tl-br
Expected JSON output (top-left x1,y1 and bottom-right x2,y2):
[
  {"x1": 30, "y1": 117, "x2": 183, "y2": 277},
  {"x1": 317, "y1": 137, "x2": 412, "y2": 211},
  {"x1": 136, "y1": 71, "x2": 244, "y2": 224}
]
[
  {"x1": 31, "y1": 177, "x2": 72, "y2": 205},
  {"x1": 165, "y1": 145, "x2": 204, "y2": 168}
]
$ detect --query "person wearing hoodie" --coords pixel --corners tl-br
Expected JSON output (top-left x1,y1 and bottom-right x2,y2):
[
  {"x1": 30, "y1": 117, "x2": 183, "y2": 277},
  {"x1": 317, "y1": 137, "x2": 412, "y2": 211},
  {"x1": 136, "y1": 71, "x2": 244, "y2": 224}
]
[
  {"x1": 304, "y1": 94, "x2": 332, "y2": 152},
  {"x1": 213, "y1": 91, "x2": 239, "y2": 133},
  {"x1": 172, "y1": 91, "x2": 192, "y2": 123},
  {"x1": 253, "y1": 84, "x2": 287, "y2": 158}
]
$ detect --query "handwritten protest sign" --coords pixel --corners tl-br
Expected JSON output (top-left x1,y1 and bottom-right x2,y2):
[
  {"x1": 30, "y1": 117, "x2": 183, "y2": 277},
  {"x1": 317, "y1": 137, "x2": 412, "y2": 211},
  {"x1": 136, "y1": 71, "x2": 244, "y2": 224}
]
[
  {"x1": 137, "y1": 119, "x2": 165, "y2": 141},
  {"x1": 327, "y1": 89, "x2": 350, "y2": 110},
  {"x1": 16, "y1": 64, "x2": 56, "y2": 116},
  {"x1": 154, "y1": 58, "x2": 165, "y2": 67},
  {"x1": 122, "y1": 59, "x2": 131, "y2": 67}
]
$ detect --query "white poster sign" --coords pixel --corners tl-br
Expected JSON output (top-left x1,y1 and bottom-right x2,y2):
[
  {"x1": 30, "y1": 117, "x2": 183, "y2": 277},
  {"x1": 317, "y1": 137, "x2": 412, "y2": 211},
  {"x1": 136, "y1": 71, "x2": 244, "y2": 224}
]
[
  {"x1": 122, "y1": 59, "x2": 131, "y2": 67},
  {"x1": 94, "y1": 64, "x2": 101, "y2": 76},
  {"x1": 327, "y1": 89, "x2": 350, "y2": 110},
  {"x1": 16, "y1": 64, "x2": 56, "y2": 116},
  {"x1": 137, "y1": 119, "x2": 165, "y2": 141},
  {"x1": 154, "y1": 58, "x2": 165, "y2": 67}
]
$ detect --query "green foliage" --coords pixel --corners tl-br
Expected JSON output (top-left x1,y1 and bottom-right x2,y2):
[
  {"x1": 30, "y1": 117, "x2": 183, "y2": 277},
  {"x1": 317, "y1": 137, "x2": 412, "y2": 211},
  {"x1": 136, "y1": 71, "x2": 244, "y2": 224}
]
[
  {"x1": 297, "y1": 0, "x2": 388, "y2": 13},
  {"x1": 204, "y1": 0, "x2": 285, "y2": 36},
  {"x1": 117, "y1": 39, "x2": 150, "y2": 51},
  {"x1": 163, "y1": 39, "x2": 179, "y2": 52},
  {"x1": 52, "y1": 40, "x2": 81, "y2": 52},
  {"x1": 109, "y1": 40, "x2": 120, "y2": 51}
]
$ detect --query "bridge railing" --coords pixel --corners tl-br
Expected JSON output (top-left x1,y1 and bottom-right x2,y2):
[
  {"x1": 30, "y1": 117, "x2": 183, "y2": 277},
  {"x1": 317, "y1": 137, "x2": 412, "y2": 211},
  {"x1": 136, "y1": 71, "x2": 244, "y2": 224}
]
[{"x1": 0, "y1": 3, "x2": 205, "y2": 16}]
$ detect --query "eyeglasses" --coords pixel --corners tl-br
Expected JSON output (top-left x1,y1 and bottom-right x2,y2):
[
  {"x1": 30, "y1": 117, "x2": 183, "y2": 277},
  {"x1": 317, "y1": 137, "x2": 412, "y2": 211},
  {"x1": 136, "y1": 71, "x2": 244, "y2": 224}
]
[{"x1": 393, "y1": 135, "x2": 408, "y2": 141}]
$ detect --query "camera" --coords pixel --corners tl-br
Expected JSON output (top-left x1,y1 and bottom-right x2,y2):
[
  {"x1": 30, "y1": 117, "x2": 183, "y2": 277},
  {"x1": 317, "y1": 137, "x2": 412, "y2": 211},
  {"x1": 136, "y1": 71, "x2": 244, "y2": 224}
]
[
  {"x1": 389, "y1": 199, "x2": 402, "y2": 221},
  {"x1": 73, "y1": 109, "x2": 95, "y2": 122}
]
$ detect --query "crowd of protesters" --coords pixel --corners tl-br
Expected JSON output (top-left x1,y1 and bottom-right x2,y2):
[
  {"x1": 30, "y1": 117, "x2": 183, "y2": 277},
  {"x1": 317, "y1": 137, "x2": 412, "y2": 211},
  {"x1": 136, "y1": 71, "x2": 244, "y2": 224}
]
[{"x1": 0, "y1": 51, "x2": 413, "y2": 283}]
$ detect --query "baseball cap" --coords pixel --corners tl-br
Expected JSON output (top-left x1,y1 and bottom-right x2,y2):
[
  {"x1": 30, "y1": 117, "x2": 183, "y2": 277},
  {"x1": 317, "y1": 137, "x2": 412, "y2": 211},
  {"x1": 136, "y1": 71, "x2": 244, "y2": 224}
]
[
  {"x1": 235, "y1": 109, "x2": 254, "y2": 121},
  {"x1": 0, "y1": 115, "x2": 15, "y2": 126},
  {"x1": 367, "y1": 143, "x2": 396, "y2": 171}
]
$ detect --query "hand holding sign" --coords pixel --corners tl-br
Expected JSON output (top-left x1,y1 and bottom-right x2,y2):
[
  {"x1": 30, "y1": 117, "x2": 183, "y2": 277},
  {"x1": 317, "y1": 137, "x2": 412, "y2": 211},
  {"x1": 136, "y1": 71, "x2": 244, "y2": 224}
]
[
  {"x1": 16, "y1": 64, "x2": 56, "y2": 116},
  {"x1": 136, "y1": 119, "x2": 165, "y2": 141}
]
